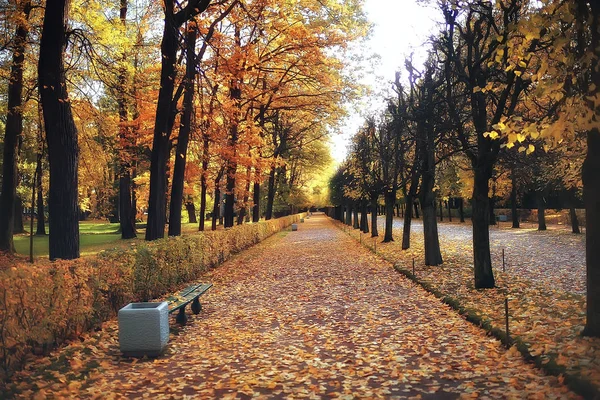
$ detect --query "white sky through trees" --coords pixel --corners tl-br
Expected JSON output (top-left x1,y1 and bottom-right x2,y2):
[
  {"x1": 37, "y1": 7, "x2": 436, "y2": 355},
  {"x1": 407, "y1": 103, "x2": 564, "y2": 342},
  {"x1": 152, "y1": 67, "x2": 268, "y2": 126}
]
[{"x1": 329, "y1": 0, "x2": 440, "y2": 164}]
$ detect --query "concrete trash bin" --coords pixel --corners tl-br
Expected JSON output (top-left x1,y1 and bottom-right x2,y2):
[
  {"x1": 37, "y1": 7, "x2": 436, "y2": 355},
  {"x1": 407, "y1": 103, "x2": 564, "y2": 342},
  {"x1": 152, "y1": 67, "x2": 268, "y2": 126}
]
[
  {"x1": 291, "y1": 223, "x2": 298, "y2": 231},
  {"x1": 300, "y1": 218, "x2": 305, "y2": 223},
  {"x1": 118, "y1": 301, "x2": 169, "y2": 357}
]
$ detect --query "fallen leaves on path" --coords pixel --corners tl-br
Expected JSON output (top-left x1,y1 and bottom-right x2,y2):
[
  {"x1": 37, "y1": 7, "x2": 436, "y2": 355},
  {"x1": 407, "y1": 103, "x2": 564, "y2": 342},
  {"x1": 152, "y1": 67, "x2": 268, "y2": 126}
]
[
  {"x1": 341, "y1": 216, "x2": 598, "y2": 393},
  {"x1": 4, "y1": 216, "x2": 576, "y2": 398}
]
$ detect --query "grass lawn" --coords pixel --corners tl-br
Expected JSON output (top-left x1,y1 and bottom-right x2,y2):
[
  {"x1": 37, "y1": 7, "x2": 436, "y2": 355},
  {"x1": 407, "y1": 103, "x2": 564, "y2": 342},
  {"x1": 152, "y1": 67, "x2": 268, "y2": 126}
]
[
  {"x1": 12, "y1": 219, "x2": 224, "y2": 258},
  {"x1": 14, "y1": 220, "x2": 136, "y2": 258}
]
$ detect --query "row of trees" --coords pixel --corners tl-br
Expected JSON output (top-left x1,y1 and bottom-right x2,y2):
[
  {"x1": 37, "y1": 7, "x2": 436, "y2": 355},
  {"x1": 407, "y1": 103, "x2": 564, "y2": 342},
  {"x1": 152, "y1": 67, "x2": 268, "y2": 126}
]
[
  {"x1": 0, "y1": 0, "x2": 367, "y2": 257},
  {"x1": 330, "y1": 0, "x2": 600, "y2": 336}
]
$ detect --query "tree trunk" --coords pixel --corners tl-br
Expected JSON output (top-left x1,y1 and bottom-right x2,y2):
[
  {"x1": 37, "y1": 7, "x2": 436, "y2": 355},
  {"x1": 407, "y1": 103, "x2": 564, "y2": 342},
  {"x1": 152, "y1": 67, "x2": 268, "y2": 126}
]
[
  {"x1": 212, "y1": 186, "x2": 220, "y2": 231},
  {"x1": 35, "y1": 151, "x2": 46, "y2": 235},
  {"x1": 252, "y1": 173, "x2": 261, "y2": 223},
  {"x1": 447, "y1": 200, "x2": 452, "y2": 222},
  {"x1": 0, "y1": 1, "x2": 31, "y2": 253},
  {"x1": 421, "y1": 197, "x2": 442, "y2": 266},
  {"x1": 489, "y1": 195, "x2": 496, "y2": 226},
  {"x1": 383, "y1": 190, "x2": 395, "y2": 242},
  {"x1": 439, "y1": 199, "x2": 444, "y2": 222},
  {"x1": 39, "y1": 0, "x2": 80, "y2": 260},
  {"x1": 360, "y1": 200, "x2": 369, "y2": 233},
  {"x1": 145, "y1": 3, "x2": 178, "y2": 240},
  {"x1": 116, "y1": 0, "x2": 136, "y2": 240},
  {"x1": 344, "y1": 203, "x2": 351, "y2": 226},
  {"x1": 186, "y1": 202, "x2": 197, "y2": 223},
  {"x1": 511, "y1": 171, "x2": 520, "y2": 228},
  {"x1": 413, "y1": 201, "x2": 420, "y2": 219},
  {"x1": 370, "y1": 194, "x2": 379, "y2": 237},
  {"x1": 265, "y1": 165, "x2": 276, "y2": 220},
  {"x1": 582, "y1": 0, "x2": 600, "y2": 337},
  {"x1": 238, "y1": 167, "x2": 251, "y2": 225},
  {"x1": 353, "y1": 202, "x2": 360, "y2": 229},
  {"x1": 570, "y1": 206, "x2": 580, "y2": 234},
  {"x1": 537, "y1": 191, "x2": 547, "y2": 231},
  {"x1": 13, "y1": 197, "x2": 25, "y2": 234},
  {"x1": 169, "y1": 24, "x2": 197, "y2": 236},
  {"x1": 459, "y1": 198, "x2": 465, "y2": 222},
  {"x1": 402, "y1": 195, "x2": 413, "y2": 250},
  {"x1": 472, "y1": 168, "x2": 495, "y2": 288},
  {"x1": 583, "y1": 128, "x2": 600, "y2": 335},
  {"x1": 199, "y1": 137, "x2": 209, "y2": 231},
  {"x1": 145, "y1": 0, "x2": 210, "y2": 240}
]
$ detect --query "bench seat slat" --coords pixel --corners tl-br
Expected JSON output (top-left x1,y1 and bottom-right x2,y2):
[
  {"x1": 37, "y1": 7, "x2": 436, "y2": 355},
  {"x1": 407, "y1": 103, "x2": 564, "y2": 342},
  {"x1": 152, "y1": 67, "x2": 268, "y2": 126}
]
[{"x1": 168, "y1": 283, "x2": 212, "y2": 314}]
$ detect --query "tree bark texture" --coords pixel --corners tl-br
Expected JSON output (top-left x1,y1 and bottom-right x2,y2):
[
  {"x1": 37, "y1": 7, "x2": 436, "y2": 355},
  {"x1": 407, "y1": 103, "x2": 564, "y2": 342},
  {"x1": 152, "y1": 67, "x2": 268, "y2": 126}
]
[
  {"x1": 370, "y1": 194, "x2": 379, "y2": 237},
  {"x1": 0, "y1": 1, "x2": 31, "y2": 253},
  {"x1": 169, "y1": 24, "x2": 197, "y2": 236},
  {"x1": 39, "y1": 0, "x2": 80, "y2": 260},
  {"x1": 252, "y1": 179, "x2": 260, "y2": 223},
  {"x1": 537, "y1": 191, "x2": 547, "y2": 231},
  {"x1": 360, "y1": 201, "x2": 369, "y2": 233},
  {"x1": 511, "y1": 171, "x2": 520, "y2": 228},
  {"x1": 35, "y1": 151, "x2": 46, "y2": 235},
  {"x1": 472, "y1": 167, "x2": 495, "y2": 288},
  {"x1": 353, "y1": 203, "x2": 360, "y2": 229},
  {"x1": 383, "y1": 190, "x2": 395, "y2": 242}
]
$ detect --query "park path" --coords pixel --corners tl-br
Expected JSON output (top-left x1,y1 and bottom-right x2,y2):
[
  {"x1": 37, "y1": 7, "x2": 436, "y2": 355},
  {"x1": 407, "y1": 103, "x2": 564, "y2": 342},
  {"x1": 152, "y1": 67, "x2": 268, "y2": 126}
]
[{"x1": 12, "y1": 214, "x2": 575, "y2": 399}]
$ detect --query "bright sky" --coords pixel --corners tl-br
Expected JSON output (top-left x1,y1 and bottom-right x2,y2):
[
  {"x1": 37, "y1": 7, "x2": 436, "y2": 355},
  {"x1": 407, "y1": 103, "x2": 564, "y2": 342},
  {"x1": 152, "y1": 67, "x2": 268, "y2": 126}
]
[{"x1": 329, "y1": 0, "x2": 441, "y2": 164}]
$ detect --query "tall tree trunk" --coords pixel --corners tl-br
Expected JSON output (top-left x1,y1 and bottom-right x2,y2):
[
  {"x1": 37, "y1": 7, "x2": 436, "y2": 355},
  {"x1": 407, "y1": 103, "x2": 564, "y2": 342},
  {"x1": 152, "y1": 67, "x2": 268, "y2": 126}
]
[
  {"x1": 511, "y1": 171, "x2": 520, "y2": 228},
  {"x1": 370, "y1": 194, "x2": 379, "y2": 237},
  {"x1": 582, "y1": 0, "x2": 600, "y2": 337},
  {"x1": 353, "y1": 202, "x2": 360, "y2": 229},
  {"x1": 265, "y1": 164, "x2": 276, "y2": 220},
  {"x1": 472, "y1": 167, "x2": 495, "y2": 288},
  {"x1": 39, "y1": 0, "x2": 80, "y2": 260},
  {"x1": 383, "y1": 190, "x2": 395, "y2": 242},
  {"x1": 145, "y1": 3, "x2": 178, "y2": 240},
  {"x1": 212, "y1": 186, "x2": 220, "y2": 231},
  {"x1": 0, "y1": 1, "x2": 31, "y2": 253},
  {"x1": 13, "y1": 197, "x2": 25, "y2": 234},
  {"x1": 117, "y1": 0, "x2": 136, "y2": 240},
  {"x1": 238, "y1": 167, "x2": 251, "y2": 225},
  {"x1": 537, "y1": 191, "x2": 547, "y2": 231},
  {"x1": 583, "y1": 129, "x2": 600, "y2": 335},
  {"x1": 489, "y1": 195, "x2": 496, "y2": 225},
  {"x1": 186, "y1": 202, "x2": 197, "y2": 223},
  {"x1": 459, "y1": 197, "x2": 465, "y2": 222},
  {"x1": 169, "y1": 23, "x2": 197, "y2": 236},
  {"x1": 252, "y1": 171, "x2": 261, "y2": 223},
  {"x1": 570, "y1": 206, "x2": 580, "y2": 234},
  {"x1": 360, "y1": 200, "x2": 369, "y2": 233},
  {"x1": 447, "y1": 200, "x2": 452, "y2": 222},
  {"x1": 419, "y1": 121, "x2": 443, "y2": 265},
  {"x1": 199, "y1": 136, "x2": 209, "y2": 231},
  {"x1": 439, "y1": 199, "x2": 444, "y2": 222},
  {"x1": 35, "y1": 151, "x2": 46, "y2": 235},
  {"x1": 345, "y1": 203, "x2": 352, "y2": 226},
  {"x1": 145, "y1": 0, "x2": 211, "y2": 240},
  {"x1": 413, "y1": 201, "x2": 420, "y2": 219}
]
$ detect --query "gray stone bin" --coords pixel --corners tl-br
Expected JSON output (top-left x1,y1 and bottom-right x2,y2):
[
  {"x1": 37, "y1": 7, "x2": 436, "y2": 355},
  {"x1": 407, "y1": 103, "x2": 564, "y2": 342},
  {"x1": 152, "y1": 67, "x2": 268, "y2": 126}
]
[
  {"x1": 291, "y1": 223, "x2": 298, "y2": 231},
  {"x1": 118, "y1": 301, "x2": 169, "y2": 357}
]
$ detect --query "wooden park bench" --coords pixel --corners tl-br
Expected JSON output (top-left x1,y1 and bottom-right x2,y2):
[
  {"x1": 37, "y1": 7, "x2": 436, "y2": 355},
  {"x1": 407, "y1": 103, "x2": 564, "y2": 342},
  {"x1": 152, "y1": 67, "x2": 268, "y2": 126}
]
[{"x1": 166, "y1": 283, "x2": 212, "y2": 325}]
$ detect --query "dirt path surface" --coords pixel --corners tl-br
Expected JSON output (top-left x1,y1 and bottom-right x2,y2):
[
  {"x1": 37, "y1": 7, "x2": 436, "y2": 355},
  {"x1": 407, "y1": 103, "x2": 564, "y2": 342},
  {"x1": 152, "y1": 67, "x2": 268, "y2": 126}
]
[{"x1": 10, "y1": 214, "x2": 575, "y2": 399}]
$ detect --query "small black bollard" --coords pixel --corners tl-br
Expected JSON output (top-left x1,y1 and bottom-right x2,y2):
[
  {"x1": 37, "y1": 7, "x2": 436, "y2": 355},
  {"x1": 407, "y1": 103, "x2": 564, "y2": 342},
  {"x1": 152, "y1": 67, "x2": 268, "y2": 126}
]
[
  {"x1": 505, "y1": 296, "x2": 510, "y2": 347},
  {"x1": 502, "y1": 249, "x2": 506, "y2": 273}
]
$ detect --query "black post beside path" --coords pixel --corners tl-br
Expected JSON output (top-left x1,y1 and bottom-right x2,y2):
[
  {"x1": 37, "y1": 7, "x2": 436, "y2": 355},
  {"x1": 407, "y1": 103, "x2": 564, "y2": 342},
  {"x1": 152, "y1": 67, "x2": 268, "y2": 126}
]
[{"x1": 505, "y1": 297, "x2": 510, "y2": 348}]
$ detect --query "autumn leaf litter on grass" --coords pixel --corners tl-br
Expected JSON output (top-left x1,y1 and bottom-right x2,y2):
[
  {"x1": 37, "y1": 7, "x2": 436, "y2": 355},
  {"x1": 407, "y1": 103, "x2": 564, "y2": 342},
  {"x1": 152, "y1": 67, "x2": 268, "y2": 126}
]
[{"x1": 5, "y1": 215, "x2": 577, "y2": 398}]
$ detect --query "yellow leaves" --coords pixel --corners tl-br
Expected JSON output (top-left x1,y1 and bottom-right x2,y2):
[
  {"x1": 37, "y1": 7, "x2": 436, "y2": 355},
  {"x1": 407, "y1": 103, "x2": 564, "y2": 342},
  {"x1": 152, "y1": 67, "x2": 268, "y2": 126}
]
[{"x1": 483, "y1": 131, "x2": 499, "y2": 139}]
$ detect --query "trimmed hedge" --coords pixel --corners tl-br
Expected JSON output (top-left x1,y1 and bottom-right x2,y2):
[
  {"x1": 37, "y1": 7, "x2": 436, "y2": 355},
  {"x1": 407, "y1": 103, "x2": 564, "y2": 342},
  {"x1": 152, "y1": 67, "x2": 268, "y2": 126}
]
[{"x1": 0, "y1": 214, "x2": 303, "y2": 380}]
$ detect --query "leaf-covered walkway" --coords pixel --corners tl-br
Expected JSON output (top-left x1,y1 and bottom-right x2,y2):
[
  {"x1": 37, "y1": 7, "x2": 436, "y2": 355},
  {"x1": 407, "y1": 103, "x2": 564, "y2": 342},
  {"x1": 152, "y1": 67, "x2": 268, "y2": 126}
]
[{"x1": 8, "y1": 214, "x2": 575, "y2": 398}]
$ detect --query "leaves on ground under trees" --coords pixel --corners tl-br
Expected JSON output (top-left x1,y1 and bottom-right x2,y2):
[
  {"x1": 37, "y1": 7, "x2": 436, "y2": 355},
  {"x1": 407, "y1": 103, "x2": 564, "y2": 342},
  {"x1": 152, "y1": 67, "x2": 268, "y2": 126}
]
[{"x1": 4, "y1": 216, "x2": 576, "y2": 398}]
